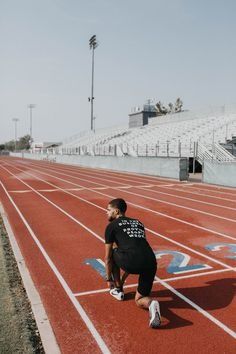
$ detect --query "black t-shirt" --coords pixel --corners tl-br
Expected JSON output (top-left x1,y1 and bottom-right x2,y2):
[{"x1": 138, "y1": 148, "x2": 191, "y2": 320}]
[{"x1": 105, "y1": 216, "x2": 151, "y2": 251}]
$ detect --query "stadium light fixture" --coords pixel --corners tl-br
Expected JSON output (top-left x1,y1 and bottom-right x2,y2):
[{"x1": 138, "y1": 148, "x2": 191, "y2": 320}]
[
  {"x1": 89, "y1": 35, "x2": 98, "y2": 131},
  {"x1": 28, "y1": 104, "x2": 36, "y2": 145},
  {"x1": 12, "y1": 118, "x2": 19, "y2": 151}
]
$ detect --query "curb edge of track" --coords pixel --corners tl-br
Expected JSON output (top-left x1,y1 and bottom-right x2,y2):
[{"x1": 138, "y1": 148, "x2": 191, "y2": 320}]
[{"x1": 0, "y1": 202, "x2": 61, "y2": 354}]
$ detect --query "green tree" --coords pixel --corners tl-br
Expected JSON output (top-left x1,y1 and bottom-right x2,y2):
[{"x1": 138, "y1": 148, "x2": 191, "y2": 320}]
[
  {"x1": 17, "y1": 135, "x2": 31, "y2": 150},
  {"x1": 4, "y1": 140, "x2": 15, "y2": 151},
  {"x1": 155, "y1": 98, "x2": 183, "y2": 116},
  {"x1": 168, "y1": 103, "x2": 174, "y2": 113},
  {"x1": 155, "y1": 101, "x2": 168, "y2": 115},
  {"x1": 174, "y1": 97, "x2": 183, "y2": 112}
]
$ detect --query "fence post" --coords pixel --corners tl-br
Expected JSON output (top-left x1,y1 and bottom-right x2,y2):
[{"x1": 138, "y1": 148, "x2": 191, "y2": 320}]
[
  {"x1": 178, "y1": 141, "x2": 181, "y2": 157},
  {"x1": 193, "y1": 141, "x2": 196, "y2": 174}
]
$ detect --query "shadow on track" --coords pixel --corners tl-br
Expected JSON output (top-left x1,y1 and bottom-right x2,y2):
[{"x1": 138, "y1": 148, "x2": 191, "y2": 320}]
[{"x1": 124, "y1": 278, "x2": 236, "y2": 329}]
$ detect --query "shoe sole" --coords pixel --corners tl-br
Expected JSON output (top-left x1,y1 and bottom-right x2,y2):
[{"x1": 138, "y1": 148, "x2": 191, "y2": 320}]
[
  {"x1": 149, "y1": 302, "x2": 161, "y2": 328},
  {"x1": 150, "y1": 312, "x2": 161, "y2": 328},
  {"x1": 110, "y1": 289, "x2": 124, "y2": 301}
]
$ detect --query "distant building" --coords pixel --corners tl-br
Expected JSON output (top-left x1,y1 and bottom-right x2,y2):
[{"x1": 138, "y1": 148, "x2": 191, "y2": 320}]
[
  {"x1": 31, "y1": 141, "x2": 62, "y2": 152},
  {"x1": 129, "y1": 103, "x2": 157, "y2": 128}
]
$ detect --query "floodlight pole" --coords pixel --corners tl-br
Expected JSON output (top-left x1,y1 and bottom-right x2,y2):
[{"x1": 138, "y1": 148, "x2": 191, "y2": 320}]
[
  {"x1": 12, "y1": 118, "x2": 19, "y2": 151},
  {"x1": 28, "y1": 104, "x2": 36, "y2": 144},
  {"x1": 89, "y1": 35, "x2": 98, "y2": 131}
]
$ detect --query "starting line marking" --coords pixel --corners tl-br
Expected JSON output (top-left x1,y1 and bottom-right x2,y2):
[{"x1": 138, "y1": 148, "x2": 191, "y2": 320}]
[
  {"x1": 73, "y1": 267, "x2": 234, "y2": 297},
  {"x1": 8, "y1": 185, "x2": 155, "y2": 193}
]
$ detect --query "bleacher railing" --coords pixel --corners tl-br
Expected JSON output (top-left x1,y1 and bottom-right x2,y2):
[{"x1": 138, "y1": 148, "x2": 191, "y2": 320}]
[
  {"x1": 54, "y1": 141, "x2": 195, "y2": 158},
  {"x1": 196, "y1": 142, "x2": 236, "y2": 163},
  {"x1": 38, "y1": 140, "x2": 236, "y2": 165}
]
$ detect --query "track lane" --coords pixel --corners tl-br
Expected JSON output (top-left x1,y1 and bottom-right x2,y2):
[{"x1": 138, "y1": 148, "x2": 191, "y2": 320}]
[
  {"x1": 2, "y1": 161, "x2": 236, "y2": 272},
  {"x1": 177, "y1": 183, "x2": 236, "y2": 197},
  {"x1": 3, "y1": 159, "x2": 236, "y2": 239},
  {"x1": 148, "y1": 184, "x2": 236, "y2": 208},
  {"x1": 0, "y1": 182, "x2": 106, "y2": 353},
  {"x1": 14, "y1": 157, "x2": 236, "y2": 199},
  {"x1": 0, "y1": 158, "x2": 236, "y2": 352},
  {"x1": 1, "y1": 190, "x2": 235, "y2": 353},
  {"x1": 0, "y1": 162, "x2": 230, "y2": 284},
  {"x1": 2, "y1": 161, "x2": 236, "y2": 270}
]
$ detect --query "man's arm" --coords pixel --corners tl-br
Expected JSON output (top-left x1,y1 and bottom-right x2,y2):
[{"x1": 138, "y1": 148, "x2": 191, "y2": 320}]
[
  {"x1": 121, "y1": 271, "x2": 129, "y2": 286},
  {"x1": 104, "y1": 243, "x2": 113, "y2": 281}
]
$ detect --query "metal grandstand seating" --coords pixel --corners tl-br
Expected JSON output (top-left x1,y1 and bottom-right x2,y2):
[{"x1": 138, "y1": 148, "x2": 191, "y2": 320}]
[{"x1": 56, "y1": 107, "x2": 236, "y2": 163}]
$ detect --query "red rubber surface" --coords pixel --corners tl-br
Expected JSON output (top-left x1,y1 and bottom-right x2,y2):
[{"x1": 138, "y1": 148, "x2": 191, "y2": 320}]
[{"x1": 0, "y1": 156, "x2": 235, "y2": 353}]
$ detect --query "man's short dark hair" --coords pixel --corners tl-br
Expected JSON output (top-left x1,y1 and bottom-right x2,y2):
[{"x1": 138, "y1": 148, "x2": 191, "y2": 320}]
[{"x1": 109, "y1": 198, "x2": 127, "y2": 213}]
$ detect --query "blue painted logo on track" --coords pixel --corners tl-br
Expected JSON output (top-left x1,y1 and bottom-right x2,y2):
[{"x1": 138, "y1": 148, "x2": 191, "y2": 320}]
[
  {"x1": 205, "y1": 243, "x2": 236, "y2": 260},
  {"x1": 84, "y1": 249, "x2": 213, "y2": 279}
]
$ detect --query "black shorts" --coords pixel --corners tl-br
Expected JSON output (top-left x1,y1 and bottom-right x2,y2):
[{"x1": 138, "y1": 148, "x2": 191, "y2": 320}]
[{"x1": 113, "y1": 248, "x2": 157, "y2": 297}]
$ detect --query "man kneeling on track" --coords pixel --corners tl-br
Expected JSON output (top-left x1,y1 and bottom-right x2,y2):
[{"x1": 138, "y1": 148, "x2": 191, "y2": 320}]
[{"x1": 104, "y1": 198, "x2": 161, "y2": 328}]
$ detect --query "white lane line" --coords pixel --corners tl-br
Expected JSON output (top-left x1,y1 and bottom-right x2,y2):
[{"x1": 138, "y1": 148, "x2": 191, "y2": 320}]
[
  {"x1": 27, "y1": 159, "x2": 184, "y2": 193},
  {"x1": 2, "y1": 162, "x2": 235, "y2": 245},
  {"x1": 178, "y1": 183, "x2": 195, "y2": 187},
  {"x1": 157, "y1": 277, "x2": 236, "y2": 339},
  {"x1": 9, "y1": 190, "x2": 32, "y2": 193},
  {"x1": 159, "y1": 185, "x2": 236, "y2": 203},
  {"x1": 2, "y1": 163, "x2": 236, "y2": 272},
  {"x1": 178, "y1": 185, "x2": 236, "y2": 198},
  {"x1": 5, "y1": 167, "x2": 107, "y2": 216},
  {"x1": 2, "y1": 163, "x2": 236, "y2": 266},
  {"x1": 152, "y1": 184, "x2": 175, "y2": 187},
  {"x1": 137, "y1": 186, "x2": 236, "y2": 212},
  {"x1": 8, "y1": 161, "x2": 236, "y2": 228},
  {"x1": 115, "y1": 184, "x2": 154, "y2": 189},
  {"x1": 0, "y1": 203, "x2": 61, "y2": 354},
  {"x1": 73, "y1": 268, "x2": 233, "y2": 297},
  {"x1": 114, "y1": 188, "x2": 236, "y2": 224},
  {"x1": 24, "y1": 158, "x2": 179, "y2": 185},
  {"x1": 1, "y1": 164, "x2": 236, "y2": 339},
  {"x1": 8, "y1": 185, "x2": 167, "y2": 193},
  {"x1": 113, "y1": 190, "x2": 236, "y2": 241},
  {"x1": 21, "y1": 161, "x2": 232, "y2": 208},
  {"x1": 0, "y1": 180, "x2": 111, "y2": 354}
]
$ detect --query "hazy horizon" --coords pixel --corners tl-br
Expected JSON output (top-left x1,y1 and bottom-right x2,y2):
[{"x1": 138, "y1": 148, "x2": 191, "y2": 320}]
[{"x1": 1, "y1": 0, "x2": 236, "y2": 144}]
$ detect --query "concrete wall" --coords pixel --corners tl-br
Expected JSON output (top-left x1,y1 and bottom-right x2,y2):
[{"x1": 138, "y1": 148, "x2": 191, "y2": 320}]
[
  {"x1": 12, "y1": 152, "x2": 189, "y2": 181},
  {"x1": 128, "y1": 111, "x2": 156, "y2": 128},
  {"x1": 203, "y1": 160, "x2": 236, "y2": 187}
]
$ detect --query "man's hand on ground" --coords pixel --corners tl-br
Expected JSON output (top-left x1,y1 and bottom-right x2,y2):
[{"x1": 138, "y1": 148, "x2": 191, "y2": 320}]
[{"x1": 107, "y1": 281, "x2": 115, "y2": 289}]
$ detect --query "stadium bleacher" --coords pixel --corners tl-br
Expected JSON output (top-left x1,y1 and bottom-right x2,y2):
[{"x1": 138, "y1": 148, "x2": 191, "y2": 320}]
[{"x1": 57, "y1": 107, "x2": 236, "y2": 163}]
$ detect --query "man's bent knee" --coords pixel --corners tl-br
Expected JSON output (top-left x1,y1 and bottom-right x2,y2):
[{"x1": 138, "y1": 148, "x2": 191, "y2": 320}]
[{"x1": 135, "y1": 290, "x2": 145, "y2": 307}]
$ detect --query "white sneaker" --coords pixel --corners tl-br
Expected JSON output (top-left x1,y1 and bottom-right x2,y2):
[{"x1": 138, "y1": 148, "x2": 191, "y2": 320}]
[
  {"x1": 110, "y1": 288, "x2": 124, "y2": 301},
  {"x1": 149, "y1": 300, "x2": 161, "y2": 328}
]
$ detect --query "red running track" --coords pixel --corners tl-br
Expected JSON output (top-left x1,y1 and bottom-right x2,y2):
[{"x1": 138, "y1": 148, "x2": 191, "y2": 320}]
[{"x1": 0, "y1": 156, "x2": 235, "y2": 354}]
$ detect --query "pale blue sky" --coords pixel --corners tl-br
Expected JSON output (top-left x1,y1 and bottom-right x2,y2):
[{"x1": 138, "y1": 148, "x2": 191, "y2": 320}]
[{"x1": 1, "y1": 0, "x2": 236, "y2": 143}]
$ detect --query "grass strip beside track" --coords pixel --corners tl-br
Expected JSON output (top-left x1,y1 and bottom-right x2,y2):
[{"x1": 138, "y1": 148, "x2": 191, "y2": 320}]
[{"x1": 0, "y1": 215, "x2": 44, "y2": 353}]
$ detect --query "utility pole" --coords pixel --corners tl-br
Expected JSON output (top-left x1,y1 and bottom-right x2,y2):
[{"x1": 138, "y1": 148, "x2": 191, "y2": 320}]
[
  {"x1": 28, "y1": 104, "x2": 36, "y2": 145},
  {"x1": 89, "y1": 35, "x2": 98, "y2": 131},
  {"x1": 12, "y1": 118, "x2": 19, "y2": 151}
]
